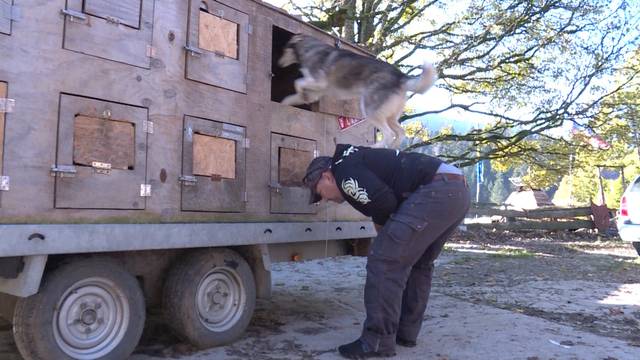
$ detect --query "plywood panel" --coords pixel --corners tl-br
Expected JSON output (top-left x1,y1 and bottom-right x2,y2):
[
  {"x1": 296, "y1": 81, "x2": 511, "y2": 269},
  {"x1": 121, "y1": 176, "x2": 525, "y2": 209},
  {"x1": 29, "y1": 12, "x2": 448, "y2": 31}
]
[
  {"x1": 279, "y1": 148, "x2": 312, "y2": 187},
  {"x1": 193, "y1": 133, "x2": 236, "y2": 179},
  {"x1": 199, "y1": 10, "x2": 239, "y2": 59},
  {"x1": 73, "y1": 115, "x2": 135, "y2": 170},
  {"x1": 84, "y1": 0, "x2": 142, "y2": 29}
]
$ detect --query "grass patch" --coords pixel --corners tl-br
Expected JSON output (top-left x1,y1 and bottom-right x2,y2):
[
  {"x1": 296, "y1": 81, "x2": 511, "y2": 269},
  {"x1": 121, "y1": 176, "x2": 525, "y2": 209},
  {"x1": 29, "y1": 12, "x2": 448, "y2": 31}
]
[{"x1": 489, "y1": 248, "x2": 536, "y2": 258}]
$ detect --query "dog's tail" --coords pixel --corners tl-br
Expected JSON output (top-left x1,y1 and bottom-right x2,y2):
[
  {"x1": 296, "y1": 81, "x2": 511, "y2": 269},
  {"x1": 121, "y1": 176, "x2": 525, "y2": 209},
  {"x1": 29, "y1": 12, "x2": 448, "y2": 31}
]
[{"x1": 405, "y1": 62, "x2": 438, "y2": 94}]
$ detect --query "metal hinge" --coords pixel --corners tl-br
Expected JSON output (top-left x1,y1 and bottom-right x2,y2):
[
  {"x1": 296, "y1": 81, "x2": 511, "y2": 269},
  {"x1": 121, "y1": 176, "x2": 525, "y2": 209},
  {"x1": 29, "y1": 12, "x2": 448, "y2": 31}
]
[
  {"x1": 0, "y1": 176, "x2": 9, "y2": 191},
  {"x1": 243, "y1": 138, "x2": 250, "y2": 148},
  {"x1": 143, "y1": 120, "x2": 154, "y2": 134},
  {"x1": 246, "y1": 24, "x2": 253, "y2": 34},
  {"x1": 178, "y1": 175, "x2": 197, "y2": 186},
  {"x1": 104, "y1": 15, "x2": 122, "y2": 25},
  {"x1": 140, "y1": 184, "x2": 152, "y2": 197},
  {"x1": 243, "y1": 191, "x2": 248, "y2": 202},
  {"x1": 268, "y1": 181, "x2": 282, "y2": 194},
  {"x1": 184, "y1": 45, "x2": 203, "y2": 57},
  {"x1": 0, "y1": 98, "x2": 15, "y2": 113},
  {"x1": 50, "y1": 165, "x2": 77, "y2": 178},
  {"x1": 1, "y1": 4, "x2": 20, "y2": 21},
  {"x1": 146, "y1": 45, "x2": 157, "y2": 58},
  {"x1": 60, "y1": 8, "x2": 87, "y2": 21},
  {"x1": 313, "y1": 150, "x2": 319, "y2": 158},
  {"x1": 91, "y1": 161, "x2": 111, "y2": 175},
  {"x1": 185, "y1": 126, "x2": 193, "y2": 141}
]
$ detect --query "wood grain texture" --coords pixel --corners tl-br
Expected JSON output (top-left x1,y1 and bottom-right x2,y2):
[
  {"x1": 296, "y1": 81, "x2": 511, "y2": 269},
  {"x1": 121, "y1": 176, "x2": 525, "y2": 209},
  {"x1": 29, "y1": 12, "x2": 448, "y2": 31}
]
[
  {"x1": 84, "y1": 0, "x2": 142, "y2": 29},
  {"x1": 186, "y1": 0, "x2": 248, "y2": 93},
  {"x1": 73, "y1": 115, "x2": 135, "y2": 170},
  {"x1": 193, "y1": 133, "x2": 236, "y2": 178},
  {"x1": 198, "y1": 10, "x2": 238, "y2": 59},
  {"x1": 278, "y1": 147, "x2": 311, "y2": 187}
]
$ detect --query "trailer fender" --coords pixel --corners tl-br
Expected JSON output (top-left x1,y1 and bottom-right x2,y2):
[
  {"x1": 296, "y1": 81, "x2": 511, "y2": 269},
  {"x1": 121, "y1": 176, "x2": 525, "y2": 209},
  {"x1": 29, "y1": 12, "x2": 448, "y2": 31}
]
[{"x1": 0, "y1": 255, "x2": 47, "y2": 297}]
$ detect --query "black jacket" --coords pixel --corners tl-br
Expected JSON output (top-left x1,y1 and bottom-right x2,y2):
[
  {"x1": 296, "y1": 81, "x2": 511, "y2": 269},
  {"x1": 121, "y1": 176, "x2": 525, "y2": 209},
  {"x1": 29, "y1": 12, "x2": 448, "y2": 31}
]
[{"x1": 331, "y1": 144, "x2": 442, "y2": 225}]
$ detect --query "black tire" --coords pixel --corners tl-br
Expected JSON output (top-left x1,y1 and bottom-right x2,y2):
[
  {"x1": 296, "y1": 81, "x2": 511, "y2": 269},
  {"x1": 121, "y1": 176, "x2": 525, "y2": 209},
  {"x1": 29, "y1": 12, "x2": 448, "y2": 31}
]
[
  {"x1": 633, "y1": 242, "x2": 640, "y2": 257},
  {"x1": 162, "y1": 248, "x2": 256, "y2": 349},
  {"x1": 13, "y1": 258, "x2": 146, "y2": 360}
]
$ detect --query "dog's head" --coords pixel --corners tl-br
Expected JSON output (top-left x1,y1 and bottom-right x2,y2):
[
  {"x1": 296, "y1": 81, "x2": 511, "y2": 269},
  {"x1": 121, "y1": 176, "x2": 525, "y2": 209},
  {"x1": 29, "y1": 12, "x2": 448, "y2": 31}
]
[{"x1": 278, "y1": 34, "x2": 305, "y2": 68}]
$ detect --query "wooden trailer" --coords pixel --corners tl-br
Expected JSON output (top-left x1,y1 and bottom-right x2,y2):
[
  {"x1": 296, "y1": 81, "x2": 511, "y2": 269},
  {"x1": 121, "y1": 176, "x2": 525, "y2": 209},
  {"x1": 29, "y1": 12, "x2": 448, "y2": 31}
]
[{"x1": 0, "y1": 0, "x2": 377, "y2": 358}]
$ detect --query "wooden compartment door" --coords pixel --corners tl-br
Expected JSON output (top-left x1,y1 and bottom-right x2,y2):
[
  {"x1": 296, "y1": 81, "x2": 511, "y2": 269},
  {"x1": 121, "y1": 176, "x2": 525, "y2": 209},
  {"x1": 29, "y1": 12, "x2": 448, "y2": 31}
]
[
  {"x1": 181, "y1": 116, "x2": 246, "y2": 212},
  {"x1": 270, "y1": 133, "x2": 317, "y2": 214},
  {"x1": 61, "y1": 0, "x2": 155, "y2": 68},
  {"x1": 185, "y1": 0, "x2": 250, "y2": 93},
  {"x1": 54, "y1": 94, "x2": 148, "y2": 209},
  {"x1": 0, "y1": 0, "x2": 13, "y2": 35}
]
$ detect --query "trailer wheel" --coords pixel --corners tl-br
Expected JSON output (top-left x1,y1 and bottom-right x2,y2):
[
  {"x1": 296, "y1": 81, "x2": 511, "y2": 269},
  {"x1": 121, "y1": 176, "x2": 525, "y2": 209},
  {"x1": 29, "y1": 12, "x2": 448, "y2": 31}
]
[
  {"x1": 12, "y1": 258, "x2": 145, "y2": 360},
  {"x1": 633, "y1": 242, "x2": 640, "y2": 257},
  {"x1": 162, "y1": 248, "x2": 256, "y2": 348}
]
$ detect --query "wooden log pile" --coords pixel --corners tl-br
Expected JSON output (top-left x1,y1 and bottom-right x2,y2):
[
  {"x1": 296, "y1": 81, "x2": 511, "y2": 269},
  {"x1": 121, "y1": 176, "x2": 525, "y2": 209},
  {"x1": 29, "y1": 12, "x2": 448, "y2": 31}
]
[{"x1": 465, "y1": 206, "x2": 602, "y2": 232}]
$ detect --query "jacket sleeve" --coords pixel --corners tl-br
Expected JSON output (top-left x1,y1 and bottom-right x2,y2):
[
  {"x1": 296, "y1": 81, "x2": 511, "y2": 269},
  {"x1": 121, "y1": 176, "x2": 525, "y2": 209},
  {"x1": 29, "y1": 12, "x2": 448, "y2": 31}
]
[{"x1": 335, "y1": 163, "x2": 398, "y2": 226}]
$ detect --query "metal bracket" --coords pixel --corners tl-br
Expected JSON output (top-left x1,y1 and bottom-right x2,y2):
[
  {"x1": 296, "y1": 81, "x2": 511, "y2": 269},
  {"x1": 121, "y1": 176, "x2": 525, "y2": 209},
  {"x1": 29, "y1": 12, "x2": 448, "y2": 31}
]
[
  {"x1": 313, "y1": 150, "x2": 319, "y2": 158},
  {"x1": 184, "y1": 45, "x2": 203, "y2": 57},
  {"x1": 143, "y1": 120, "x2": 154, "y2": 134},
  {"x1": 0, "y1": 98, "x2": 15, "y2": 113},
  {"x1": 91, "y1": 161, "x2": 111, "y2": 175},
  {"x1": 1, "y1": 4, "x2": 20, "y2": 21},
  {"x1": 50, "y1": 165, "x2": 77, "y2": 178},
  {"x1": 146, "y1": 45, "x2": 157, "y2": 58},
  {"x1": 246, "y1": 24, "x2": 253, "y2": 34},
  {"x1": 268, "y1": 181, "x2": 283, "y2": 194},
  {"x1": 140, "y1": 184, "x2": 152, "y2": 197},
  {"x1": 104, "y1": 15, "x2": 122, "y2": 25},
  {"x1": 179, "y1": 175, "x2": 198, "y2": 186},
  {"x1": 0, "y1": 176, "x2": 9, "y2": 191},
  {"x1": 243, "y1": 191, "x2": 248, "y2": 202},
  {"x1": 215, "y1": 9, "x2": 224, "y2": 17},
  {"x1": 243, "y1": 138, "x2": 250, "y2": 149},
  {"x1": 60, "y1": 8, "x2": 87, "y2": 21},
  {"x1": 185, "y1": 126, "x2": 193, "y2": 141}
]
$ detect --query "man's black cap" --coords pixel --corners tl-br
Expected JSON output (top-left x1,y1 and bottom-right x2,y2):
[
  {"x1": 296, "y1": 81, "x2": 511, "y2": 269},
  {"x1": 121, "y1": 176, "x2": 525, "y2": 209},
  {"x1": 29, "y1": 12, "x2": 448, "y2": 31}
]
[{"x1": 302, "y1": 156, "x2": 332, "y2": 204}]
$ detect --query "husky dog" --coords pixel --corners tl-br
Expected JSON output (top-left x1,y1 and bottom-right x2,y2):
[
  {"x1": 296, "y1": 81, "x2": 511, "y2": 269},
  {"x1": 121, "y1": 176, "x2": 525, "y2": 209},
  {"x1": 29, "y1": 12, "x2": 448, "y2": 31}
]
[{"x1": 278, "y1": 34, "x2": 437, "y2": 149}]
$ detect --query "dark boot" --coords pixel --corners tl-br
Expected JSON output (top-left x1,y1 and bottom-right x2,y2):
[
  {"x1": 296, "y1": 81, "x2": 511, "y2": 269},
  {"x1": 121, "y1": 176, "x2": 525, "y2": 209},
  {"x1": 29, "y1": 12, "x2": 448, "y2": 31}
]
[
  {"x1": 396, "y1": 336, "x2": 417, "y2": 348},
  {"x1": 338, "y1": 339, "x2": 396, "y2": 359}
]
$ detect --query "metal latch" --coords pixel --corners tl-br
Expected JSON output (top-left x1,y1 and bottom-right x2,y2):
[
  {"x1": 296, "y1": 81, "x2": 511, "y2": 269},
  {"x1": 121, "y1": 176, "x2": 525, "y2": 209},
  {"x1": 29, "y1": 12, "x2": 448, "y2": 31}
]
[
  {"x1": 179, "y1": 175, "x2": 198, "y2": 186},
  {"x1": 1, "y1": 3, "x2": 21, "y2": 21},
  {"x1": 0, "y1": 176, "x2": 9, "y2": 191},
  {"x1": 268, "y1": 181, "x2": 283, "y2": 194},
  {"x1": 0, "y1": 98, "x2": 15, "y2": 113},
  {"x1": 146, "y1": 45, "x2": 157, "y2": 58},
  {"x1": 91, "y1": 161, "x2": 111, "y2": 175},
  {"x1": 60, "y1": 8, "x2": 87, "y2": 21},
  {"x1": 50, "y1": 165, "x2": 77, "y2": 178},
  {"x1": 104, "y1": 15, "x2": 122, "y2": 25},
  {"x1": 143, "y1": 120, "x2": 154, "y2": 134},
  {"x1": 140, "y1": 184, "x2": 151, "y2": 197},
  {"x1": 184, "y1": 45, "x2": 203, "y2": 57}
]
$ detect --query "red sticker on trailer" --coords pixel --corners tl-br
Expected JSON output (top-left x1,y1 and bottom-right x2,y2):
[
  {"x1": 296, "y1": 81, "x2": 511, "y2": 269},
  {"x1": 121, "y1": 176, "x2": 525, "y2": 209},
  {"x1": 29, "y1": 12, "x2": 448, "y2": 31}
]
[{"x1": 337, "y1": 116, "x2": 365, "y2": 131}]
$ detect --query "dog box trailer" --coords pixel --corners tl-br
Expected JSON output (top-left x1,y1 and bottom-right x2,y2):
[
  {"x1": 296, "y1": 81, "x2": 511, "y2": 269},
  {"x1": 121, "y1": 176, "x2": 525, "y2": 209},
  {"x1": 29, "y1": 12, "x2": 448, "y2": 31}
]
[{"x1": 0, "y1": 0, "x2": 377, "y2": 358}]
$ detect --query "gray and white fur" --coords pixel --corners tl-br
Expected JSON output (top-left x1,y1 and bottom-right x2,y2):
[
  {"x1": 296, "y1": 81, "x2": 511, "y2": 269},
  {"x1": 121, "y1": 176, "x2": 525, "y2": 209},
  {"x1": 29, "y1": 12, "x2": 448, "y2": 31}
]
[{"x1": 278, "y1": 34, "x2": 437, "y2": 149}]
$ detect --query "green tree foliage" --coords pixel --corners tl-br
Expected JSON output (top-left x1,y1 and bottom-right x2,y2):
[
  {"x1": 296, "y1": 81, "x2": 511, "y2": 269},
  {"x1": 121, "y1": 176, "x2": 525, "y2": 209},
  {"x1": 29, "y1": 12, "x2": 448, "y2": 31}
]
[{"x1": 285, "y1": 0, "x2": 640, "y2": 167}]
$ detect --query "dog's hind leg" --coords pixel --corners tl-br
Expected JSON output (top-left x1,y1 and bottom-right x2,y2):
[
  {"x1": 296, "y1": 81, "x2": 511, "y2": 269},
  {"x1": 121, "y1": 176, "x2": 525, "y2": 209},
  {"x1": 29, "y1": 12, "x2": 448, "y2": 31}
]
[{"x1": 386, "y1": 95, "x2": 409, "y2": 148}]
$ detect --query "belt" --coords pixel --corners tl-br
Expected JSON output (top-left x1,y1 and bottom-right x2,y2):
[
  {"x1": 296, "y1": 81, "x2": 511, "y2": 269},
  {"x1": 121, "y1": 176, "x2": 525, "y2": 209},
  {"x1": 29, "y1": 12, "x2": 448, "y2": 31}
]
[{"x1": 430, "y1": 173, "x2": 467, "y2": 184}]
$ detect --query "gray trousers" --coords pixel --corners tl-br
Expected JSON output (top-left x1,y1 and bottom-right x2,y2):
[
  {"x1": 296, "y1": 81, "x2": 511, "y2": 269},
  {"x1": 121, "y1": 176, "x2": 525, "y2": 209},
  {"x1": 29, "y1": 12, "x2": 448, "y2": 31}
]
[{"x1": 360, "y1": 178, "x2": 470, "y2": 352}]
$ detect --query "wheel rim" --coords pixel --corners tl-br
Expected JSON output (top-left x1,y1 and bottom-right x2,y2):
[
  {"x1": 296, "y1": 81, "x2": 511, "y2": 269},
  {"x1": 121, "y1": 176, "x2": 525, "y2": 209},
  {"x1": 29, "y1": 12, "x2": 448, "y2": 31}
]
[
  {"x1": 53, "y1": 277, "x2": 130, "y2": 359},
  {"x1": 196, "y1": 267, "x2": 246, "y2": 332}
]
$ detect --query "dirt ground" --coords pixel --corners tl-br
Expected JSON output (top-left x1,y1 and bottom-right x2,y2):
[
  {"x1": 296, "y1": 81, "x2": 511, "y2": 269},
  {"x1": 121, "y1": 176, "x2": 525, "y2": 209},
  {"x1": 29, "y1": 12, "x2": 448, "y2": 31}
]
[{"x1": 1, "y1": 229, "x2": 639, "y2": 359}]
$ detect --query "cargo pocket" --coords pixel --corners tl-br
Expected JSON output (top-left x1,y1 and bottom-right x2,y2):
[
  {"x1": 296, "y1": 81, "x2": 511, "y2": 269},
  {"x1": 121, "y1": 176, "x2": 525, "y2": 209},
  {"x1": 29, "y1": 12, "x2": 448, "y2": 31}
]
[{"x1": 376, "y1": 214, "x2": 428, "y2": 260}]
